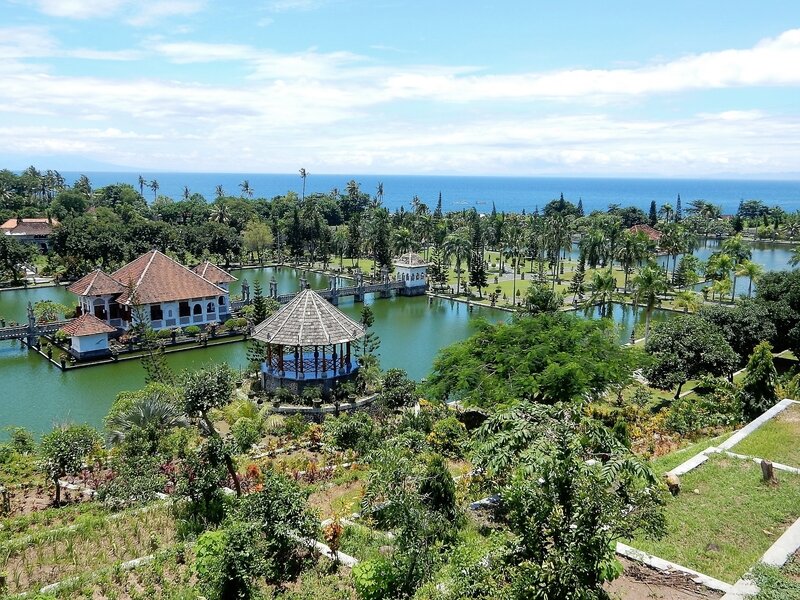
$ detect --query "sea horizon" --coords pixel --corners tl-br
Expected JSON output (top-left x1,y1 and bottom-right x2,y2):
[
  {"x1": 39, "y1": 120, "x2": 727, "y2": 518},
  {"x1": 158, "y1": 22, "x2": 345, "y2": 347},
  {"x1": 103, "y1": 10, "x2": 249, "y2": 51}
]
[{"x1": 49, "y1": 171, "x2": 800, "y2": 216}]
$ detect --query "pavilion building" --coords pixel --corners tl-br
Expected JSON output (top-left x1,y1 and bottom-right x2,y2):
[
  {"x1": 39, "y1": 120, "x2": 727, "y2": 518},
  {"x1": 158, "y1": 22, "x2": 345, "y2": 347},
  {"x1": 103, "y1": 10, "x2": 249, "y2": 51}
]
[
  {"x1": 393, "y1": 252, "x2": 429, "y2": 296},
  {"x1": 252, "y1": 288, "x2": 364, "y2": 400},
  {"x1": 67, "y1": 250, "x2": 235, "y2": 331},
  {"x1": 1, "y1": 217, "x2": 58, "y2": 252}
]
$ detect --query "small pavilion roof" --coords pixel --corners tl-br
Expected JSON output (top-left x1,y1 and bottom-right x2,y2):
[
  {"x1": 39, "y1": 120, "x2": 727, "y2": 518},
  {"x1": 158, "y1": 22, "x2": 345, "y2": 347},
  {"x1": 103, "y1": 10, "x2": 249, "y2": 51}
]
[
  {"x1": 1, "y1": 217, "x2": 58, "y2": 235},
  {"x1": 59, "y1": 313, "x2": 116, "y2": 337},
  {"x1": 628, "y1": 224, "x2": 662, "y2": 242},
  {"x1": 67, "y1": 269, "x2": 126, "y2": 296},
  {"x1": 252, "y1": 288, "x2": 364, "y2": 347},
  {"x1": 394, "y1": 252, "x2": 428, "y2": 267},
  {"x1": 192, "y1": 261, "x2": 237, "y2": 285}
]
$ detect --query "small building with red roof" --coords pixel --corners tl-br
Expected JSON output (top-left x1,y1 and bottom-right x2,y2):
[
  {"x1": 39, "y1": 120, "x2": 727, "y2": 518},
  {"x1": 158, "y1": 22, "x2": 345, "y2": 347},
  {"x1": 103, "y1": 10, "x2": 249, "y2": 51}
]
[
  {"x1": 67, "y1": 250, "x2": 236, "y2": 331},
  {"x1": 59, "y1": 313, "x2": 117, "y2": 359},
  {"x1": 1, "y1": 217, "x2": 59, "y2": 252},
  {"x1": 627, "y1": 224, "x2": 662, "y2": 243}
]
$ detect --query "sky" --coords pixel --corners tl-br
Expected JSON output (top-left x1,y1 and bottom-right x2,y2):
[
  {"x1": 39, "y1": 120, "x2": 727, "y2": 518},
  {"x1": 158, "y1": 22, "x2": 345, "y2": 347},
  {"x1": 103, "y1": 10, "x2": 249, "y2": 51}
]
[{"x1": 1, "y1": 1, "x2": 800, "y2": 178}]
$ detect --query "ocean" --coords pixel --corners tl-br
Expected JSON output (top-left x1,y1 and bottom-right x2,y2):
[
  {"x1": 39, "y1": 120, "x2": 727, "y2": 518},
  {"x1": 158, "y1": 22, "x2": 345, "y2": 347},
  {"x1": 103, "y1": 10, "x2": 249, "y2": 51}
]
[{"x1": 58, "y1": 172, "x2": 800, "y2": 216}]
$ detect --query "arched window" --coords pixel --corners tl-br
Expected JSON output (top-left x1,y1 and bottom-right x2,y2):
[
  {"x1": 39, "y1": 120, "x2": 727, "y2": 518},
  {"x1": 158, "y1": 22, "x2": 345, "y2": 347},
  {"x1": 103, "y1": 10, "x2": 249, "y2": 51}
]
[
  {"x1": 218, "y1": 296, "x2": 225, "y2": 306},
  {"x1": 193, "y1": 304, "x2": 202, "y2": 315},
  {"x1": 207, "y1": 302, "x2": 216, "y2": 313}
]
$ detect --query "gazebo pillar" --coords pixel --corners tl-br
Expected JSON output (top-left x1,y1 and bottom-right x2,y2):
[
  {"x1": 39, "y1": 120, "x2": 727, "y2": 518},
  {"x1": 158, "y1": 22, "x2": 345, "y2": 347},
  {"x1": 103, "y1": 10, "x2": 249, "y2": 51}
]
[
  {"x1": 314, "y1": 345, "x2": 319, "y2": 377},
  {"x1": 346, "y1": 341, "x2": 351, "y2": 372},
  {"x1": 267, "y1": 343, "x2": 273, "y2": 373},
  {"x1": 321, "y1": 345, "x2": 327, "y2": 374},
  {"x1": 294, "y1": 346, "x2": 300, "y2": 379},
  {"x1": 298, "y1": 344, "x2": 304, "y2": 379},
  {"x1": 277, "y1": 345, "x2": 284, "y2": 374}
]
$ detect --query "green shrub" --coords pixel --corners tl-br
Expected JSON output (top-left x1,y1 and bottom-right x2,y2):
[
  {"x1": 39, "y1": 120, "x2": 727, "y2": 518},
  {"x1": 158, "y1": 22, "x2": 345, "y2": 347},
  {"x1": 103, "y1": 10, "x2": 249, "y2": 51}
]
[
  {"x1": 323, "y1": 411, "x2": 375, "y2": 453},
  {"x1": 665, "y1": 378, "x2": 743, "y2": 434},
  {"x1": 7, "y1": 427, "x2": 35, "y2": 454},
  {"x1": 53, "y1": 330, "x2": 69, "y2": 344},
  {"x1": 426, "y1": 417, "x2": 467, "y2": 458},
  {"x1": 232, "y1": 417, "x2": 261, "y2": 453},
  {"x1": 282, "y1": 414, "x2": 309, "y2": 439},
  {"x1": 353, "y1": 558, "x2": 397, "y2": 600},
  {"x1": 379, "y1": 368, "x2": 417, "y2": 409},
  {"x1": 156, "y1": 328, "x2": 174, "y2": 339},
  {"x1": 419, "y1": 453, "x2": 459, "y2": 523},
  {"x1": 301, "y1": 386, "x2": 322, "y2": 406},
  {"x1": 184, "y1": 325, "x2": 201, "y2": 336}
]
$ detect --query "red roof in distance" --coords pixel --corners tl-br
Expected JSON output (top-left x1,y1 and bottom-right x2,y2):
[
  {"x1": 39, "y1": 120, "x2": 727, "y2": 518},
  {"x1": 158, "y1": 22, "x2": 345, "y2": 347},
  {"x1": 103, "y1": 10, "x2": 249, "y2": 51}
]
[
  {"x1": 193, "y1": 260, "x2": 237, "y2": 285},
  {"x1": 59, "y1": 313, "x2": 116, "y2": 337},
  {"x1": 628, "y1": 224, "x2": 663, "y2": 242}
]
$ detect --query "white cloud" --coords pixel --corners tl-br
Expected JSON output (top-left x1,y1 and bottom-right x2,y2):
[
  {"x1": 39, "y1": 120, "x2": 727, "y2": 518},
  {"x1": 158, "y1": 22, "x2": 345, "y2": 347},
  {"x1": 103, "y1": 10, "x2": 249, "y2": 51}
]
[
  {"x1": 25, "y1": 0, "x2": 205, "y2": 24},
  {"x1": 0, "y1": 26, "x2": 142, "y2": 60}
]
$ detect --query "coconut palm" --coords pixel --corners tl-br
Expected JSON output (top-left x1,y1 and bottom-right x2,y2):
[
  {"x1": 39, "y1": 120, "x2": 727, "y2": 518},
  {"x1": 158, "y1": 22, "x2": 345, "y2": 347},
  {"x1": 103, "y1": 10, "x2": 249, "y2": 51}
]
[
  {"x1": 392, "y1": 227, "x2": 416, "y2": 255},
  {"x1": 299, "y1": 168, "x2": 308, "y2": 203},
  {"x1": 736, "y1": 259, "x2": 764, "y2": 298},
  {"x1": 376, "y1": 182, "x2": 384, "y2": 206},
  {"x1": 722, "y1": 234, "x2": 752, "y2": 300},
  {"x1": 616, "y1": 231, "x2": 650, "y2": 292},
  {"x1": 586, "y1": 268, "x2": 617, "y2": 318},
  {"x1": 332, "y1": 227, "x2": 349, "y2": 269},
  {"x1": 215, "y1": 185, "x2": 225, "y2": 200},
  {"x1": 239, "y1": 180, "x2": 253, "y2": 199},
  {"x1": 106, "y1": 396, "x2": 188, "y2": 451},
  {"x1": 182, "y1": 186, "x2": 191, "y2": 201},
  {"x1": 138, "y1": 175, "x2": 146, "y2": 197},
  {"x1": 149, "y1": 179, "x2": 159, "y2": 201},
  {"x1": 444, "y1": 230, "x2": 472, "y2": 296},
  {"x1": 502, "y1": 218, "x2": 525, "y2": 302},
  {"x1": 790, "y1": 245, "x2": 800, "y2": 268},
  {"x1": 674, "y1": 290, "x2": 702, "y2": 313},
  {"x1": 630, "y1": 264, "x2": 669, "y2": 343},
  {"x1": 210, "y1": 201, "x2": 229, "y2": 224}
]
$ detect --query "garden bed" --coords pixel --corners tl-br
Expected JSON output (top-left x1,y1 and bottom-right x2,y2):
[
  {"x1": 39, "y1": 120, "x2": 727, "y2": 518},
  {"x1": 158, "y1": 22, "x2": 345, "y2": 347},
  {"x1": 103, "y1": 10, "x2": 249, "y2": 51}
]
[
  {"x1": 605, "y1": 557, "x2": 723, "y2": 599},
  {"x1": 629, "y1": 454, "x2": 800, "y2": 583},
  {"x1": 731, "y1": 403, "x2": 800, "y2": 468}
]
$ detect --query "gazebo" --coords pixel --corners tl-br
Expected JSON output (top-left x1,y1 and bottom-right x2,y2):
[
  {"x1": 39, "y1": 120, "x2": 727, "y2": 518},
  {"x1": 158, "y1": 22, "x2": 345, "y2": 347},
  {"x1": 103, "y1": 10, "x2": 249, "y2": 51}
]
[{"x1": 252, "y1": 289, "x2": 365, "y2": 399}]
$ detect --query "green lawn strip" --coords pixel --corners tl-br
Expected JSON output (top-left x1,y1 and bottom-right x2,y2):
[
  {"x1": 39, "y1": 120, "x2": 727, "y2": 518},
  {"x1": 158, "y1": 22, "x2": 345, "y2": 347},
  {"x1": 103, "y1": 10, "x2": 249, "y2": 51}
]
[
  {"x1": 630, "y1": 454, "x2": 800, "y2": 583},
  {"x1": 648, "y1": 431, "x2": 734, "y2": 475},
  {"x1": 731, "y1": 405, "x2": 800, "y2": 468},
  {"x1": 0, "y1": 501, "x2": 109, "y2": 544},
  {"x1": 338, "y1": 522, "x2": 391, "y2": 562}
]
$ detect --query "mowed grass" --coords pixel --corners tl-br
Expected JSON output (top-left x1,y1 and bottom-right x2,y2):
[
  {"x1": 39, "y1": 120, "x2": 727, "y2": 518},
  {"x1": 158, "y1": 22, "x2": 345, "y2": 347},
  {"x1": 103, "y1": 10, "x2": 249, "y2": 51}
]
[
  {"x1": 630, "y1": 454, "x2": 800, "y2": 583},
  {"x1": 648, "y1": 431, "x2": 734, "y2": 475},
  {"x1": 732, "y1": 404, "x2": 800, "y2": 468}
]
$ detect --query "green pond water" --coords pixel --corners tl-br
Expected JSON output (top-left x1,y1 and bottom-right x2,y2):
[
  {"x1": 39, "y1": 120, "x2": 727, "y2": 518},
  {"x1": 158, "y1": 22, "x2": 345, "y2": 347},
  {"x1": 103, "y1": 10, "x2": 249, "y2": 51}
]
[{"x1": 0, "y1": 264, "x2": 710, "y2": 435}]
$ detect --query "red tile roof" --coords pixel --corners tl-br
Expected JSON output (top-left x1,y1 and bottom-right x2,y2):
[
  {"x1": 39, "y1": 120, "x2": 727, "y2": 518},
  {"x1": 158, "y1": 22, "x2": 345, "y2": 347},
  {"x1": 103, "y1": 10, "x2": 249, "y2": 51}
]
[
  {"x1": 113, "y1": 250, "x2": 227, "y2": 305},
  {"x1": 67, "y1": 269, "x2": 126, "y2": 296},
  {"x1": 628, "y1": 224, "x2": 662, "y2": 242},
  {"x1": 1, "y1": 217, "x2": 58, "y2": 235},
  {"x1": 192, "y1": 261, "x2": 237, "y2": 284},
  {"x1": 59, "y1": 313, "x2": 116, "y2": 337}
]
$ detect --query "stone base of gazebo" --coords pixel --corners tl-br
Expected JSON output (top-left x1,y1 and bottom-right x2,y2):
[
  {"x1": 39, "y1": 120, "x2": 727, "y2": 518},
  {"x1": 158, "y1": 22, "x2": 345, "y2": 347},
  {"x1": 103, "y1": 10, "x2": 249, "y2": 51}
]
[
  {"x1": 398, "y1": 283, "x2": 428, "y2": 296},
  {"x1": 260, "y1": 360, "x2": 359, "y2": 401}
]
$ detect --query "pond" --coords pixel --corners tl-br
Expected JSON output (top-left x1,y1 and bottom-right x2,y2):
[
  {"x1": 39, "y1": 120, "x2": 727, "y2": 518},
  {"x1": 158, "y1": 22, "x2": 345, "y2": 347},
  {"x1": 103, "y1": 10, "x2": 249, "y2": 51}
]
[{"x1": 0, "y1": 268, "x2": 507, "y2": 434}]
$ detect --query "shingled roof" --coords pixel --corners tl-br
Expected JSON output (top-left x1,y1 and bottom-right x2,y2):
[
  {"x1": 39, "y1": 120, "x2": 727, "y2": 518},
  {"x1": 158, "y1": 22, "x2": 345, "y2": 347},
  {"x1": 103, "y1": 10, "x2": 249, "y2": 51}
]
[
  {"x1": 67, "y1": 269, "x2": 126, "y2": 296},
  {"x1": 628, "y1": 224, "x2": 662, "y2": 242},
  {"x1": 394, "y1": 252, "x2": 428, "y2": 267},
  {"x1": 113, "y1": 250, "x2": 227, "y2": 305},
  {"x1": 192, "y1": 261, "x2": 237, "y2": 285},
  {"x1": 252, "y1": 289, "x2": 364, "y2": 347},
  {"x1": 59, "y1": 313, "x2": 116, "y2": 337},
  {"x1": 1, "y1": 217, "x2": 58, "y2": 235}
]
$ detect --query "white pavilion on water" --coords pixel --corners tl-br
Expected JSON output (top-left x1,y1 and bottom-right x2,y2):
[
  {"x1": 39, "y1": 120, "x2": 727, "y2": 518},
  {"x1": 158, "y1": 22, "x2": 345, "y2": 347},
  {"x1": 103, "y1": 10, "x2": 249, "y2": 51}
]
[{"x1": 252, "y1": 288, "x2": 365, "y2": 400}]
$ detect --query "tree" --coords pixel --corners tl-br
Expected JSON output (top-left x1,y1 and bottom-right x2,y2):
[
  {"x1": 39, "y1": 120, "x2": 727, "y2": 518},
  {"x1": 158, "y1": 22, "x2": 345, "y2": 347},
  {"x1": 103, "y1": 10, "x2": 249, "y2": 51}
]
[
  {"x1": 443, "y1": 230, "x2": 471, "y2": 296},
  {"x1": 740, "y1": 341, "x2": 779, "y2": 419},
  {"x1": 521, "y1": 283, "x2": 563, "y2": 315},
  {"x1": 698, "y1": 300, "x2": 777, "y2": 363},
  {"x1": 183, "y1": 364, "x2": 242, "y2": 495},
  {"x1": 568, "y1": 252, "x2": 586, "y2": 300},
  {"x1": 379, "y1": 368, "x2": 416, "y2": 409},
  {"x1": 299, "y1": 168, "x2": 307, "y2": 203},
  {"x1": 586, "y1": 267, "x2": 616, "y2": 317},
  {"x1": 673, "y1": 290, "x2": 702, "y2": 313},
  {"x1": 356, "y1": 305, "x2": 380, "y2": 358},
  {"x1": 736, "y1": 259, "x2": 764, "y2": 298},
  {"x1": 630, "y1": 263, "x2": 669, "y2": 344},
  {"x1": 33, "y1": 300, "x2": 69, "y2": 322},
  {"x1": 644, "y1": 316, "x2": 739, "y2": 398},
  {"x1": 251, "y1": 280, "x2": 267, "y2": 323},
  {"x1": 105, "y1": 394, "x2": 188, "y2": 453},
  {"x1": 648, "y1": 200, "x2": 657, "y2": 226},
  {"x1": 242, "y1": 220, "x2": 272, "y2": 264},
  {"x1": 149, "y1": 179, "x2": 159, "y2": 201},
  {"x1": 467, "y1": 403, "x2": 664, "y2": 599},
  {"x1": 40, "y1": 424, "x2": 101, "y2": 505},
  {"x1": 468, "y1": 249, "x2": 488, "y2": 297},
  {"x1": 427, "y1": 313, "x2": 640, "y2": 408},
  {"x1": 0, "y1": 235, "x2": 35, "y2": 283},
  {"x1": 239, "y1": 180, "x2": 253, "y2": 199}
]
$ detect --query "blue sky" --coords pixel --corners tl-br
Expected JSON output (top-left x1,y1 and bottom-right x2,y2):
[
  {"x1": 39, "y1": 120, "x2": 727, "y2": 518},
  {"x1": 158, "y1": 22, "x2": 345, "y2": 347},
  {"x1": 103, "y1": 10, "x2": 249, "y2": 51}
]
[{"x1": 1, "y1": 0, "x2": 800, "y2": 177}]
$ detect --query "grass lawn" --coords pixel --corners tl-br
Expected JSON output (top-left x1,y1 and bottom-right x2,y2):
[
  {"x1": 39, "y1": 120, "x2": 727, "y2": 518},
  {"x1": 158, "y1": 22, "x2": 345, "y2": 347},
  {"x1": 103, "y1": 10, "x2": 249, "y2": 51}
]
[
  {"x1": 647, "y1": 431, "x2": 734, "y2": 475},
  {"x1": 630, "y1": 454, "x2": 800, "y2": 583},
  {"x1": 731, "y1": 404, "x2": 800, "y2": 468}
]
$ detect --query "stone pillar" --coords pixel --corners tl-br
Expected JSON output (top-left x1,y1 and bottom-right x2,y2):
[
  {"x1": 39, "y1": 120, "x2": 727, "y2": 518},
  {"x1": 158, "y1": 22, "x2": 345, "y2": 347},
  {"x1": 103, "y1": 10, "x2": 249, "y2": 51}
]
[{"x1": 269, "y1": 277, "x2": 278, "y2": 299}]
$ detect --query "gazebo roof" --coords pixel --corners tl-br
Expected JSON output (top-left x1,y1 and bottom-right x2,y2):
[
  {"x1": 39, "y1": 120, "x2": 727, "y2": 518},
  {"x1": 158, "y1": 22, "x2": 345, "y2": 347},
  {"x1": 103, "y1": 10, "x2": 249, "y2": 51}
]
[
  {"x1": 394, "y1": 252, "x2": 428, "y2": 267},
  {"x1": 252, "y1": 289, "x2": 364, "y2": 347}
]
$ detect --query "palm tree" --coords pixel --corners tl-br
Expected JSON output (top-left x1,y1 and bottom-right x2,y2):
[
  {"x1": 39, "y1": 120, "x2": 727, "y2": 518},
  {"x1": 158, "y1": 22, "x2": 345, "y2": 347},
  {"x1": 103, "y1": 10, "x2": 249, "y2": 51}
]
[
  {"x1": 722, "y1": 234, "x2": 751, "y2": 301},
  {"x1": 444, "y1": 230, "x2": 472, "y2": 296},
  {"x1": 616, "y1": 231, "x2": 650, "y2": 292},
  {"x1": 182, "y1": 186, "x2": 190, "y2": 201},
  {"x1": 210, "y1": 201, "x2": 229, "y2": 224},
  {"x1": 674, "y1": 290, "x2": 702, "y2": 313},
  {"x1": 502, "y1": 218, "x2": 525, "y2": 303},
  {"x1": 239, "y1": 180, "x2": 253, "y2": 199},
  {"x1": 376, "y1": 182, "x2": 384, "y2": 206},
  {"x1": 392, "y1": 227, "x2": 416, "y2": 255},
  {"x1": 736, "y1": 259, "x2": 764, "y2": 298},
  {"x1": 106, "y1": 396, "x2": 188, "y2": 451},
  {"x1": 332, "y1": 227, "x2": 349, "y2": 269},
  {"x1": 299, "y1": 168, "x2": 308, "y2": 203},
  {"x1": 215, "y1": 185, "x2": 225, "y2": 200},
  {"x1": 586, "y1": 268, "x2": 617, "y2": 317},
  {"x1": 631, "y1": 264, "x2": 669, "y2": 343},
  {"x1": 710, "y1": 277, "x2": 732, "y2": 304},
  {"x1": 149, "y1": 179, "x2": 159, "y2": 201},
  {"x1": 138, "y1": 175, "x2": 146, "y2": 197}
]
